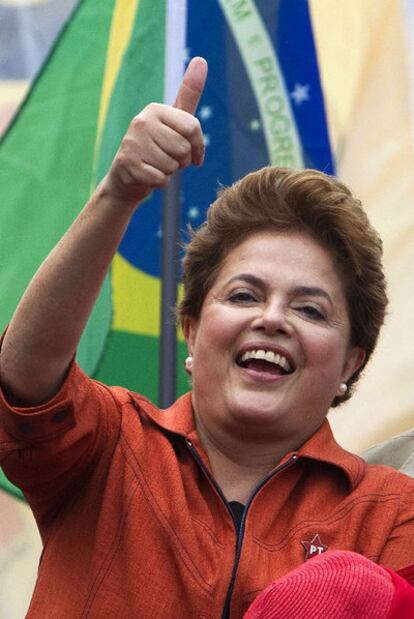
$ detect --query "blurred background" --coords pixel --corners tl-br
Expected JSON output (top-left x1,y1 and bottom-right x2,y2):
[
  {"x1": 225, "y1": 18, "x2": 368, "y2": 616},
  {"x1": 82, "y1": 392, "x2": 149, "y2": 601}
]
[{"x1": 0, "y1": 0, "x2": 413, "y2": 615}]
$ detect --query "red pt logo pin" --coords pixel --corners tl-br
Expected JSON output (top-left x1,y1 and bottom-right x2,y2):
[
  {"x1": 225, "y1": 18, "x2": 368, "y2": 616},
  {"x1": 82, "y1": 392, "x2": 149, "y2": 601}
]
[{"x1": 301, "y1": 534, "x2": 328, "y2": 561}]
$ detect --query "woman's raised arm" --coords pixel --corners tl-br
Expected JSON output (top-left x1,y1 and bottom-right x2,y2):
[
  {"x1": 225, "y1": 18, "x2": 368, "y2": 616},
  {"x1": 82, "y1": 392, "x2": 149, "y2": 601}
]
[{"x1": 0, "y1": 57, "x2": 207, "y2": 406}]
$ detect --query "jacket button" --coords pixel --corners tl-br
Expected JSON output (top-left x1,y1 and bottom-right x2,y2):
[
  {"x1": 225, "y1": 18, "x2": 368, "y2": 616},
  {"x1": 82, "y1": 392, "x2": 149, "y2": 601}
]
[{"x1": 52, "y1": 410, "x2": 67, "y2": 424}]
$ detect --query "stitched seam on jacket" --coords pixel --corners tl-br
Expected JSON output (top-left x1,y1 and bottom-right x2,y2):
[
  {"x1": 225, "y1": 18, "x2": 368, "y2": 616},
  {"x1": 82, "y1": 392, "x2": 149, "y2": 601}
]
[
  {"x1": 191, "y1": 516, "x2": 226, "y2": 548},
  {"x1": 119, "y1": 429, "x2": 216, "y2": 596},
  {"x1": 253, "y1": 493, "x2": 401, "y2": 551},
  {"x1": 74, "y1": 382, "x2": 129, "y2": 618},
  {"x1": 80, "y1": 476, "x2": 140, "y2": 618}
]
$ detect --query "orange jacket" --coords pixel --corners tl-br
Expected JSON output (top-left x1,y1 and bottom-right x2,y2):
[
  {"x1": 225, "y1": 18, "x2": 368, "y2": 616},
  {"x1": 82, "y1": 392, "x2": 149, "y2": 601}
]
[{"x1": 1, "y1": 363, "x2": 414, "y2": 618}]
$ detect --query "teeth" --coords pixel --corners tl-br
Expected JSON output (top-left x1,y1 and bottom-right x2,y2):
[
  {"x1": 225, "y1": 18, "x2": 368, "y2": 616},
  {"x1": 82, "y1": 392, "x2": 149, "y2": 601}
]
[{"x1": 240, "y1": 349, "x2": 292, "y2": 372}]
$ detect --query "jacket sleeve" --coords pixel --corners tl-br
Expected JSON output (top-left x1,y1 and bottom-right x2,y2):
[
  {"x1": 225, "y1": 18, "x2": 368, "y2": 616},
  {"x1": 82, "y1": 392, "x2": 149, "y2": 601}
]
[{"x1": 0, "y1": 361, "x2": 122, "y2": 529}]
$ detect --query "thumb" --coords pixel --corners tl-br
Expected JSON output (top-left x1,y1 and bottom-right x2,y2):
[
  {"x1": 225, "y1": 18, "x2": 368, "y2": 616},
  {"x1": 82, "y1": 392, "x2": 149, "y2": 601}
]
[{"x1": 173, "y1": 57, "x2": 208, "y2": 115}]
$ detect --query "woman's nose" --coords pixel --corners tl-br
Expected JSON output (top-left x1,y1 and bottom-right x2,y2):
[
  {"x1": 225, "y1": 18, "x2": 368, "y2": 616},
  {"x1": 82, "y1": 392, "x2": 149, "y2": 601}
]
[{"x1": 252, "y1": 303, "x2": 293, "y2": 336}]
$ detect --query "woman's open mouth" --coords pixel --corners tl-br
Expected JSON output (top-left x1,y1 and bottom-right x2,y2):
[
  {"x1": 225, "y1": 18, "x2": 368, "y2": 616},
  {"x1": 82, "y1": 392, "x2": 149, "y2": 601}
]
[{"x1": 236, "y1": 348, "x2": 294, "y2": 376}]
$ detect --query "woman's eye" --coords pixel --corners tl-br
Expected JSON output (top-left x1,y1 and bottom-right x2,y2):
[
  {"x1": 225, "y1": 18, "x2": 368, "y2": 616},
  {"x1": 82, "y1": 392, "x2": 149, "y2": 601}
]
[
  {"x1": 228, "y1": 291, "x2": 257, "y2": 303},
  {"x1": 297, "y1": 305, "x2": 325, "y2": 321}
]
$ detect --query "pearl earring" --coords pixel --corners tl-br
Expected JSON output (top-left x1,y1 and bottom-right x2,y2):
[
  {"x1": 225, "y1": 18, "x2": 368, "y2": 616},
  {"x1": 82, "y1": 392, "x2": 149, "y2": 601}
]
[
  {"x1": 338, "y1": 383, "x2": 348, "y2": 396},
  {"x1": 184, "y1": 356, "x2": 193, "y2": 372}
]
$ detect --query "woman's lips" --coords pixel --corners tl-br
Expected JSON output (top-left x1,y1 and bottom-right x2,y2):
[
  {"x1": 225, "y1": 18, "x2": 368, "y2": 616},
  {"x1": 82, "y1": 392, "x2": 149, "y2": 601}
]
[{"x1": 238, "y1": 359, "x2": 293, "y2": 382}]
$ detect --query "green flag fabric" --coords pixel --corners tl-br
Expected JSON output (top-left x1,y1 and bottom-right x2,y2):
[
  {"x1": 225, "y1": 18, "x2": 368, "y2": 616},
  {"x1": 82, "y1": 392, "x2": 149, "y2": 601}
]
[{"x1": 0, "y1": 0, "x2": 182, "y2": 498}]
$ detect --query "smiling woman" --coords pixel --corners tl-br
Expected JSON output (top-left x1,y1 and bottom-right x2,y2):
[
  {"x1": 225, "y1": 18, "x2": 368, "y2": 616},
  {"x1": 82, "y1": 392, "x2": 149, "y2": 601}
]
[
  {"x1": 179, "y1": 166, "x2": 386, "y2": 407},
  {"x1": 0, "y1": 57, "x2": 413, "y2": 619},
  {"x1": 184, "y1": 229, "x2": 364, "y2": 481}
]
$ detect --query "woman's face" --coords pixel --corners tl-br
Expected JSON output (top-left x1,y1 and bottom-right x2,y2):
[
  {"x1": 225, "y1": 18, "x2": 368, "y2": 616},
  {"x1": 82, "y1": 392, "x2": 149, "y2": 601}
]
[{"x1": 184, "y1": 230, "x2": 365, "y2": 443}]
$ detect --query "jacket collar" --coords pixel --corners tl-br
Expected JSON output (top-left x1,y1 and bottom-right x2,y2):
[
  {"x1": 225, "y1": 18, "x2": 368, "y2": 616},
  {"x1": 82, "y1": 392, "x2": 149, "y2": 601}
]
[
  {"x1": 130, "y1": 390, "x2": 366, "y2": 491},
  {"x1": 294, "y1": 420, "x2": 366, "y2": 490},
  {"x1": 131, "y1": 391, "x2": 196, "y2": 435}
]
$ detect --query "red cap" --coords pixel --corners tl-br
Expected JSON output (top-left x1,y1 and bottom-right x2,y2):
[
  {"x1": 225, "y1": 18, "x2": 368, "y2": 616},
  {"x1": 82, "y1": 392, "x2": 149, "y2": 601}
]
[{"x1": 244, "y1": 551, "x2": 414, "y2": 619}]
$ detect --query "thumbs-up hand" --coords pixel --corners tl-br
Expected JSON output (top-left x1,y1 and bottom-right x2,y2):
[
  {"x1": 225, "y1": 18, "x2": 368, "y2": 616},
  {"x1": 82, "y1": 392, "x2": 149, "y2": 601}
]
[{"x1": 101, "y1": 57, "x2": 208, "y2": 207}]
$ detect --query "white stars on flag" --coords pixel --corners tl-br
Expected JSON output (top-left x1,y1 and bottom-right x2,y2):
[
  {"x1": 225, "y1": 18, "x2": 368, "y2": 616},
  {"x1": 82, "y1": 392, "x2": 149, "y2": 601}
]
[
  {"x1": 188, "y1": 207, "x2": 200, "y2": 220},
  {"x1": 199, "y1": 105, "x2": 213, "y2": 120},
  {"x1": 290, "y1": 83, "x2": 310, "y2": 106},
  {"x1": 249, "y1": 118, "x2": 261, "y2": 131}
]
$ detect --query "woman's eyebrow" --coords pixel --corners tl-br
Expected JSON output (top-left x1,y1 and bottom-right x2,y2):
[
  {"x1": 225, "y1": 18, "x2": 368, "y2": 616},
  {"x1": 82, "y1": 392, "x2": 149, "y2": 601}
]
[
  {"x1": 227, "y1": 273, "x2": 265, "y2": 289},
  {"x1": 293, "y1": 286, "x2": 333, "y2": 305}
]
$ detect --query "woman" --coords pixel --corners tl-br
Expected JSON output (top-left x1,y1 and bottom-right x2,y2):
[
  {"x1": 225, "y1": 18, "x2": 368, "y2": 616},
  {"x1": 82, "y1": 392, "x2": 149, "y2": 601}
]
[{"x1": 0, "y1": 58, "x2": 413, "y2": 618}]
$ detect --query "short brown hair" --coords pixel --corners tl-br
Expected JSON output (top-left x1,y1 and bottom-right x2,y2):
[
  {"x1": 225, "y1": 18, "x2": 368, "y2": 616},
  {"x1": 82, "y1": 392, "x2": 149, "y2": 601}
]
[{"x1": 178, "y1": 166, "x2": 388, "y2": 406}]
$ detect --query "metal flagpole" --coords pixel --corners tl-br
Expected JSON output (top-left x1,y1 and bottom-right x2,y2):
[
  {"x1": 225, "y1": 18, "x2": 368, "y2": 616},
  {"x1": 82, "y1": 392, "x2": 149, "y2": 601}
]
[
  {"x1": 158, "y1": 0, "x2": 187, "y2": 408},
  {"x1": 159, "y1": 172, "x2": 181, "y2": 408}
]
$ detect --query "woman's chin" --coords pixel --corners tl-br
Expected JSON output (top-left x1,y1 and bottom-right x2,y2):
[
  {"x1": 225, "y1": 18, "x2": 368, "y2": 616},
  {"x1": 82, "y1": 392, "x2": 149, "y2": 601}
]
[{"x1": 227, "y1": 394, "x2": 288, "y2": 428}]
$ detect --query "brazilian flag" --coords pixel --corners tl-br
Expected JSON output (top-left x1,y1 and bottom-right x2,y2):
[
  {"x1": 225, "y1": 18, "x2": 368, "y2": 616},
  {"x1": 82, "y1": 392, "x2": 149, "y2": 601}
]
[{"x1": 0, "y1": 0, "x2": 334, "y2": 498}]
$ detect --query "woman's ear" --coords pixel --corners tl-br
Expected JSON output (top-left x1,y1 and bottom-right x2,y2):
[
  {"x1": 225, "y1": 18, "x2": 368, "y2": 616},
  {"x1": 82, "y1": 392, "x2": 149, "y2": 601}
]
[
  {"x1": 342, "y1": 346, "x2": 366, "y2": 383},
  {"x1": 183, "y1": 316, "x2": 197, "y2": 354},
  {"x1": 183, "y1": 317, "x2": 197, "y2": 376}
]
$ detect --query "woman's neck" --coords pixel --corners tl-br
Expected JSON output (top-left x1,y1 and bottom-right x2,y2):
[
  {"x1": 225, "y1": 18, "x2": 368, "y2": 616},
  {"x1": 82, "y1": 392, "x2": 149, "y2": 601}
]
[{"x1": 195, "y1": 417, "x2": 296, "y2": 504}]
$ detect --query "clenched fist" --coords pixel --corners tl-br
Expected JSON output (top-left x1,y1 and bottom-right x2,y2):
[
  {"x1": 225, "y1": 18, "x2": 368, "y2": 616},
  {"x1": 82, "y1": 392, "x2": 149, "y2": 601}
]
[{"x1": 101, "y1": 57, "x2": 208, "y2": 206}]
